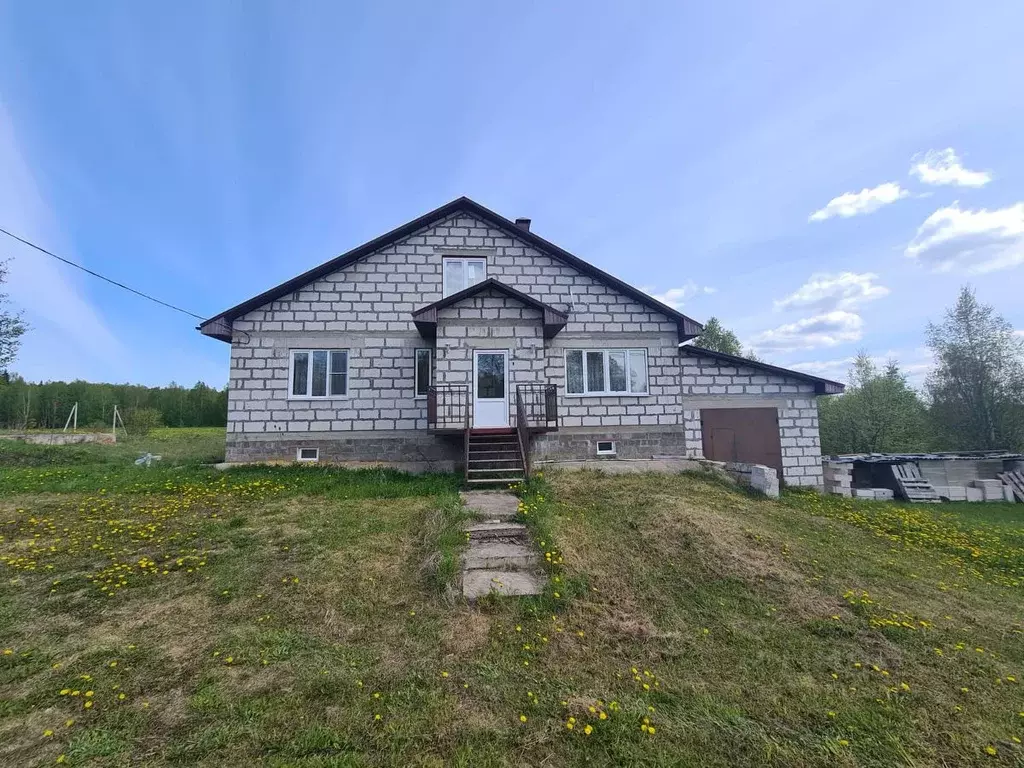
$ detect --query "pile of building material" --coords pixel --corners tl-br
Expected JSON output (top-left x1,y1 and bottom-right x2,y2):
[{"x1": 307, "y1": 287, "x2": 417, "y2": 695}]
[
  {"x1": 823, "y1": 461, "x2": 852, "y2": 497},
  {"x1": 822, "y1": 451, "x2": 1024, "y2": 504},
  {"x1": 997, "y1": 470, "x2": 1024, "y2": 502},
  {"x1": 852, "y1": 488, "x2": 895, "y2": 501}
]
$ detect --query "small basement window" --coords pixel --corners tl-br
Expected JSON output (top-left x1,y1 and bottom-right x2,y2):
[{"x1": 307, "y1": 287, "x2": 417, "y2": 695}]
[
  {"x1": 296, "y1": 447, "x2": 319, "y2": 462},
  {"x1": 596, "y1": 440, "x2": 616, "y2": 456}
]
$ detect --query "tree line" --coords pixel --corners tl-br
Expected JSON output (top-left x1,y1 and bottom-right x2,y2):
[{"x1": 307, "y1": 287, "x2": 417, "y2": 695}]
[
  {"x1": 0, "y1": 377, "x2": 227, "y2": 430},
  {"x1": 697, "y1": 287, "x2": 1024, "y2": 455}
]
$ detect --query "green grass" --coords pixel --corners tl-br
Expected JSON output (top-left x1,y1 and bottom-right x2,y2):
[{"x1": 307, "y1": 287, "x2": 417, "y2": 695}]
[{"x1": 2, "y1": 435, "x2": 1023, "y2": 766}]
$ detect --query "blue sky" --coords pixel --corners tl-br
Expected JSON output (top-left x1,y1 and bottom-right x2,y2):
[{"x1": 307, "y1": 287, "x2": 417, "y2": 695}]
[{"x1": 1, "y1": 1, "x2": 1022, "y2": 388}]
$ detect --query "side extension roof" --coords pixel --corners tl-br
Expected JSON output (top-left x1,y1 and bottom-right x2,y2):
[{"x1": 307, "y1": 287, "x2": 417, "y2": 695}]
[
  {"x1": 198, "y1": 196, "x2": 703, "y2": 343},
  {"x1": 681, "y1": 345, "x2": 845, "y2": 395}
]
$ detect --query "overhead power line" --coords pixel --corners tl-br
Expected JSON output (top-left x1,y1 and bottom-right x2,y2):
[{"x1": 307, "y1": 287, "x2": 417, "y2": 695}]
[{"x1": 0, "y1": 226, "x2": 207, "y2": 321}]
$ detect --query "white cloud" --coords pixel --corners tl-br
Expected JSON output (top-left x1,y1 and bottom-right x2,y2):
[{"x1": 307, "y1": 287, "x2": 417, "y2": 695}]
[
  {"x1": 905, "y1": 201, "x2": 1024, "y2": 273},
  {"x1": 646, "y1": 280, "x2": 716, "y2": 309},
  {"x1": 774, "y1": 272, "x2": 889, "y2": 313},
  {"x1": 910, "y1": 148, "x2": 991, "y2": 188},
  {"x1": 0, "y1": 99, "x2": 126, "y2": 381},
  {"x1": 809, "y1": 182, "x2": 907, "y2": 222},
  {"x1": 748, "y1": 311, "x2": 863, "y2": 353}
]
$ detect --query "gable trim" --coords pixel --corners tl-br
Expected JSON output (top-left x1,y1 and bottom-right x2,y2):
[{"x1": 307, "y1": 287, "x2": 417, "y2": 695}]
[
  {"x1": 681, "y1": 345, "x2": 845, "y2": 395},
  {"x1": 198, "y1": 196, "x2": 703, "y2": 342},
  {"x1": 411, "y1": 278, "x2": 568, "y2": 339}
]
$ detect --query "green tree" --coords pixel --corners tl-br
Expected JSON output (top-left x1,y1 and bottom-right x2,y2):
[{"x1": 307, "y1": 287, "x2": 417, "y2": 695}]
[
  {"x1": 925, "y1": 286, "x2": 1024, "y2": 450},
  {"x1": 0, "y1": 259, "x2": 28, "y2": 374},
  {"x1": 695, "y1": 316, "x2": 743, "y2": 356},
  {"x1": 818, "y1": 353, "x2": 931, "y2": 455}
]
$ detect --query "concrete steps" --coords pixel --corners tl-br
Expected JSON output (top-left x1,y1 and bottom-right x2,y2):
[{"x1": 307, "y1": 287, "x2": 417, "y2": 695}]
[{"x1": 459, "y1": 490, "x2": 544, "y2": 600}]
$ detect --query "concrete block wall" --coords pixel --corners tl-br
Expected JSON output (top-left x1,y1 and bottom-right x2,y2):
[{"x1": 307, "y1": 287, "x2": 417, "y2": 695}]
[
  {"x1": 435, "y1": 288, "x2": 545, "y2": 425},
  {"x1": 223, "y1": 210, "x2": 690, "y2": 460},
  {"x1": 680, "y1": 353, "x2": 825, "y2": 488}
]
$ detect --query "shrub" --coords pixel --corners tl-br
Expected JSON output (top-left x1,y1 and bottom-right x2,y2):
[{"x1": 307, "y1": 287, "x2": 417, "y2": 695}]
[{"x1": 121, "y1": 407, "x2": 163, "y2": 437}]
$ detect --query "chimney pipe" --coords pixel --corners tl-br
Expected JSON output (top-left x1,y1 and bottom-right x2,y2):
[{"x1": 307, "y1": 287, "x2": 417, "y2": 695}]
[{"x1": 514, "y1": 217, "x2": 531, "y2": 232}]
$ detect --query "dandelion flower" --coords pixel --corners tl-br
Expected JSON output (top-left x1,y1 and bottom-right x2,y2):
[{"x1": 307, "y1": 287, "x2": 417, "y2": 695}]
[
  {"x1": 519, "y1": 714, "x2": 527, "y2": 723},
  {"x1": 43, "y1": 729, "x2": 54, "y2": 737},
  {"x1": 583, "y1": 724, "x2": 593, "y2": 735},
  {"x1": 985, "y1": 746, "x2": 997, "y2": 756}
]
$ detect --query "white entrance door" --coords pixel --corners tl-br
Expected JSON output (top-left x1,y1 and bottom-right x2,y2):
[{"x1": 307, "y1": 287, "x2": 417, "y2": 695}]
[{"x1": 473, "y1": 350, "x2": 509, "y2": 427}]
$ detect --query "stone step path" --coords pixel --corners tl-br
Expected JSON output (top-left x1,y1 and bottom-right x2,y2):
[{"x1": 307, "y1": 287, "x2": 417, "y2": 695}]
[{"x1": 459, "y1": 491, "x2": 545, "y2": 600}]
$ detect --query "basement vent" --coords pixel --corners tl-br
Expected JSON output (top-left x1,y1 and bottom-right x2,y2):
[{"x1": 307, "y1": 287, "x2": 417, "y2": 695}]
[
  {"x1": 296, "y1": 447, "x2": 319, "y2": 462},
  {"x1": 596, "y1": 441, "x2": 616, "y2": 456}
]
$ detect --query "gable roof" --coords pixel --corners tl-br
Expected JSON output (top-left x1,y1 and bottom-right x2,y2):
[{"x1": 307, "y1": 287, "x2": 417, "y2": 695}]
[
  {"x1": 680, "y1": 345, "x2": 845, "y2": 395},
  {"x1": 411, "y1": 278, "x2": 568, "y2": 339},
  {"x1": 197, "y1": 196, "x2": 703, "y2": 342}
]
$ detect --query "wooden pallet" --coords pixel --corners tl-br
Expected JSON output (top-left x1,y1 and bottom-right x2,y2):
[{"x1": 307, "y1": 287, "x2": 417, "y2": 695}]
[
  {"x1": 997, "y1": 471, "x2": 1024, "y2": 502},
  {"x1": 889, "y1": 462, "x2": 941, "y2": 503}
]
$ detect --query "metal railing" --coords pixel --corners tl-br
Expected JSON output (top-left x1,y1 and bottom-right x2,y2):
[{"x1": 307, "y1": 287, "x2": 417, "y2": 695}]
[
  {"x1": 427, "y1": 385, "x2": 469, "y2": 431},
  {"x1": 515, "y1": 384, "x2": 558, "y2": 431},
  {"x1": 515, "y1": 387, "x2": 531, "y2": 479}
]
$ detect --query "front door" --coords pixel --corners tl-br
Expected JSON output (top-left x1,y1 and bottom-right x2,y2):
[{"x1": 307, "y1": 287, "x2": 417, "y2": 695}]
[{"x1": 473, "y1": 350, "x2": 509, "y2": 427}]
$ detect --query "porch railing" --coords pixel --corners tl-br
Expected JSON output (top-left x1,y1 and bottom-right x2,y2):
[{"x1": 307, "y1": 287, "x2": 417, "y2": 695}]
[
  {"x1": 515, "y1": 387, "x2": 531, "y2": 479},
  {"x1": 515, "y1": 384, "x2": 558, "y2": 431},
  {"x1": 427, "y1": 385, "x2": 469, "y2": 431}
]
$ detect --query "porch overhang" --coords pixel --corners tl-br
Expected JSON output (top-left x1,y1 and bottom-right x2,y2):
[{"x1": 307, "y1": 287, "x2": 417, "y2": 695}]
[{"x1": 411, "y1": 278, "x2": 569, "y2": 340}]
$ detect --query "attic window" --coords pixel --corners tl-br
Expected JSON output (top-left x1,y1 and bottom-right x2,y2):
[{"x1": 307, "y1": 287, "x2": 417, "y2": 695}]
[
  {"x1": 442, "y1": 257, "x2": 486, "y2": 297},
  {"x1": 296, "y1": 447, "x2": 319, "y2": 462},
  {"x1": 596, "y1": 441, "x2": 616, "y2": 456}
]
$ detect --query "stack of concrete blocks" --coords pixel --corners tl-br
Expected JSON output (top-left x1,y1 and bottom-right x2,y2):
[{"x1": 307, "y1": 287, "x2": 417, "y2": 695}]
[
  {"x1": 822, "y1": 460, "x2": 853, "y2": 497},
  {"x1": 972, "y1": 479, "x2": 1006, "y2": 502},
  {"x1": 704, "y1": 461, "x2": 780, "y2": 498},
  {"x1": 939, "y1": 485, "x2": 968, "y2": 502},
  {"x1": 873, "y1": 488, "x2": 895, "y2": 501},
  {"x1": 749, "y1": 464, "x2": 780, "y2": 498},
  {"x1": 852, "y1": 488, "x2": 894, "y2": 501}
]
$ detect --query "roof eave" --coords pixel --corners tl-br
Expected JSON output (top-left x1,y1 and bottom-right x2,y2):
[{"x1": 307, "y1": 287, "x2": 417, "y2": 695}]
[
  {"x1": 681, "y1": 345, "x2": 845, "y2": 394},
  {"x1": 196, "y1": 196, "x2": 704, "y2": 341}
]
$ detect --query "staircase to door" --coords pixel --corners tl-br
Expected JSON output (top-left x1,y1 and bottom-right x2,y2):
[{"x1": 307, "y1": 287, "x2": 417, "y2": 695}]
[{"x1": 465, "y1": 429, "x2": 526, "y2": 486}]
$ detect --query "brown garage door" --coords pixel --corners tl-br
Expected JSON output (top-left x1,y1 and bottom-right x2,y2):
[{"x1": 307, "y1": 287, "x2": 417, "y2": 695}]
[{"x1": 701, "y1": 408, "x2": 783, "y2": 479}]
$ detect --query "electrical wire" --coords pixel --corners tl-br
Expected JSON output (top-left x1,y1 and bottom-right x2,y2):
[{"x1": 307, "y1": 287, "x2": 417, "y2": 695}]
[{"x1": 0, "y1": 226, "x2": 207, "y2": 320}]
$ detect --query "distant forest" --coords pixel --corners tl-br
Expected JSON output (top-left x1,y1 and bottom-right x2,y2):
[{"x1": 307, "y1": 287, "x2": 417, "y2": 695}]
[{"x1": 0, "y1": 376, "x2": 227, "y2": 430}]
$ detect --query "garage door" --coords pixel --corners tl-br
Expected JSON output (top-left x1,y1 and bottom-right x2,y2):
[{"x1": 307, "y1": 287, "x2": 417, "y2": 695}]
[{"x1": 701, "y1": 408, "x2": 783, "y2": 479}]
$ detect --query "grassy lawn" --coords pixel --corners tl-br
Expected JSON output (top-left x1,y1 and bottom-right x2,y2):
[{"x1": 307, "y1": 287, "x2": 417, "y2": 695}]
[{"x1": 2, "y1": 433, "x2": 1023, "y2": 766}]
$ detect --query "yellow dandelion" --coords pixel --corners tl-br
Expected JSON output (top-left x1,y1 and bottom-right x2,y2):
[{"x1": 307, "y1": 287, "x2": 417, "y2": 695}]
[
  {"x1": 984, "y1": 746, "x2": 997, "y2": 756},
  {"x1": 584, "y1": 724, "x2": 593, "y2": 735},
  {"x1": 43, "y1": 729, "x2": 54, "y2": 737},
  {"x1": 519, "y1": 714, "x2": 527, "y2": 723}
]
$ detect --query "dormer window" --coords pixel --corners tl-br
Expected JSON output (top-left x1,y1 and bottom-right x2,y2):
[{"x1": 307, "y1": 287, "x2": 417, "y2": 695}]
[{"x1": 442, "y1": 257, "x2": 486, "y2": 297}]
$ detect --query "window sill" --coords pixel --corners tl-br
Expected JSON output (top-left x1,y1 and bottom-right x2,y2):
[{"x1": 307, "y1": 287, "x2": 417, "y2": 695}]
[{"x1": 287, "y1": 396, "x2": 351, "y2": 402}]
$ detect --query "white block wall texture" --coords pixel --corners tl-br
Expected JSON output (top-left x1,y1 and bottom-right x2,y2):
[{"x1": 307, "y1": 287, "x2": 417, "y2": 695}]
[
  {"x1": 680, "y1": 353, "x2": 825, "y2": 487},
  {"x1": 217, "y1": 205, "x2": 832, "y2": 484}
]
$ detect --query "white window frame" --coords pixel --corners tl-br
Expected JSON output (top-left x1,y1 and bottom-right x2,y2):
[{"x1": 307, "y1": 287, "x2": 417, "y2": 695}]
[
  {"x1": 596, "y1": 440, "x2": 617, "y2": 456},
  {"x1": 414, "y1": 348, "x2": 432, "y2": 399},
  {"x1": 296, "y1": 447, "x2": 320, "y2": 462},
  {"x1": 563, "y1": 348, "x2": 649, "y2": 397},
  {"x1": 288, "y1": 349, "x2": 350, "y2": 400},
  {"x1": 442, "y1": 256, "x2": 486, "y2": 297}
]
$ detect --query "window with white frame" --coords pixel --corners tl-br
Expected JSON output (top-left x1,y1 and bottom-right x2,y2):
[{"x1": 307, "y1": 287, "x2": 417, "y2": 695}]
[
  {"x1": 565, "y1": 349, "x2": 648, "y2": 395},
  {"x1": 414, "y1": 348, "x2": 432, "y2": 398},
  {"x1": 290, "y1": 349, "x2": 349, "y2": 398},
  {"x1": 442, "y1": 257, "x2": 486, "y2": 297}
]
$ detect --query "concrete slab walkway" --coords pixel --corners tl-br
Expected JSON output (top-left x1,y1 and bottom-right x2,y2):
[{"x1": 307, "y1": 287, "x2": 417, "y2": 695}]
[{"x1": 459, "y1": 491, "x2": 544, "y2": 600}]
